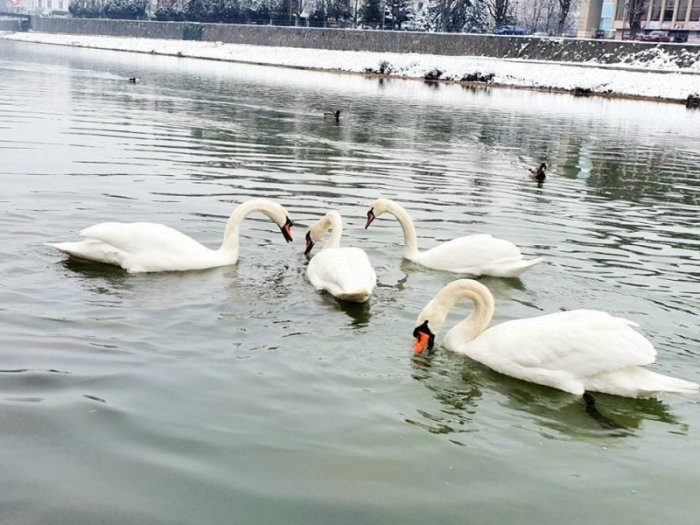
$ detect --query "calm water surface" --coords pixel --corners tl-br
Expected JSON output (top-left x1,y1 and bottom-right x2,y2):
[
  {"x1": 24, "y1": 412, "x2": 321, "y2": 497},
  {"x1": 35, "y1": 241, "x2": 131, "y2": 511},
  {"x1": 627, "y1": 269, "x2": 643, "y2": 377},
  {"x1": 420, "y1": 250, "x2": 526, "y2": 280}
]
[{"x1": 1, "y1": 40, "x2": 699, "y2": 524}]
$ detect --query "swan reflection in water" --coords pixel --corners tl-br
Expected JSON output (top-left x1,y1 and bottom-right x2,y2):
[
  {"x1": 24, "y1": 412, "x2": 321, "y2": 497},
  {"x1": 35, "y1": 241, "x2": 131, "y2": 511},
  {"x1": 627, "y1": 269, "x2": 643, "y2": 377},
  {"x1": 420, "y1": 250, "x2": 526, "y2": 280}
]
[
  {"x1": 410, "y1": 351, "x2": 687, "y2": 443},
  {"x1": 318, "y1": 293, "x2": 372, "y2": 328}
]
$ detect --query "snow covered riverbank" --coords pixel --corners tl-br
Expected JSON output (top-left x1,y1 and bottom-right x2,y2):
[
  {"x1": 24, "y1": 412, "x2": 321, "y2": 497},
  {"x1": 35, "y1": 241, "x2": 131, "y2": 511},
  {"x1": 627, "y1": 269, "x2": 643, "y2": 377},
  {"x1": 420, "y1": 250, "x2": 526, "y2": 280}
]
[{"x1": 3, "y1": 31, "x2": 700, "y2": 102}]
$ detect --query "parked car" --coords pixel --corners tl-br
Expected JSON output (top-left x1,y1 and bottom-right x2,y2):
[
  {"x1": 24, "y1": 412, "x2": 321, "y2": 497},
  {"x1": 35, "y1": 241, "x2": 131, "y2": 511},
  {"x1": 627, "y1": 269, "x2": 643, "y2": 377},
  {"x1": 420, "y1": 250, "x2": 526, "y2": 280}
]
[
  {"x1": 401, "y1": 21, "x2": 421, "y2": 31},
  {"x1": 671, "y1": 32, "x2": 688, "y2": 43},
  {"x1": 640, "y1": 31, "x2": 671, "y2": 42},
  {"x1": 494, "y1": 25, "x2": 525, "y2": 36}
]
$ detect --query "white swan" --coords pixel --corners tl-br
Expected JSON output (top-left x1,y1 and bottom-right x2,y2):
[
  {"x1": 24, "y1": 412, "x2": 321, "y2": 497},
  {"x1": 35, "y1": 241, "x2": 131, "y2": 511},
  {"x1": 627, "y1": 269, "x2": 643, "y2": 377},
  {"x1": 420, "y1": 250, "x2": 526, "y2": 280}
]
[
  {"x1": 365, "y1": 198, "x2": 541, "y2": 277},
  {"x1": 412, "y1": 280, "x2": 698, "y2": 399},
  {"x1": 305, "y1": 211, "x2": 376, "y2": 303},
  {"x1": 47, "y1": 199, "x2": 293, "y2": 273}
]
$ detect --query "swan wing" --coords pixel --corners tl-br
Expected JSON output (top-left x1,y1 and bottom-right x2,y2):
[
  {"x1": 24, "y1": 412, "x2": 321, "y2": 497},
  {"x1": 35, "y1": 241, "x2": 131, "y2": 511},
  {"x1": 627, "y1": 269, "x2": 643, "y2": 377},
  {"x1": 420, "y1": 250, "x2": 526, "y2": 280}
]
[
  {"x1": 465, "y1": 310, "x2": 656, "y2": 382},
  {"x1": 418, "y1": 234, "x2": 523, "y2": 273},
  {"x1": 80, "y1": 222, "x2": 208, "y2": 255},
  {"x1": 308, "y1": 247, "x2": 376, "y2": 301},
  {"x1": 47, "y1": 238, "x2": 129, "y2": 267}
]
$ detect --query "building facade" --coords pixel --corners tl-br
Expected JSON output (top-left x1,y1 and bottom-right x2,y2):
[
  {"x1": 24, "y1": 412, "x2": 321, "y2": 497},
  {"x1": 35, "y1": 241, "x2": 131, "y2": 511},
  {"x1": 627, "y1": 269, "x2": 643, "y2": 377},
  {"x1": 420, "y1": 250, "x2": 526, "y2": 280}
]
[
  {"x1": 14, "y1": 0, "x2": 70, "y2": 13},
  {"x1": 579, "y1": 0, "x2": 700, "y2": 41}
]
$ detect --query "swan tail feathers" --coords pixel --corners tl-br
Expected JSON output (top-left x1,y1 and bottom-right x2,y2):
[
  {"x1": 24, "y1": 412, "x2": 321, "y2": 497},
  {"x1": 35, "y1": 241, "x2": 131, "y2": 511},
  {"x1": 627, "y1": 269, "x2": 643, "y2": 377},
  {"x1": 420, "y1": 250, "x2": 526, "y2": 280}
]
[
  {"x1": 480, "y1": 257, "x2": 543, "y2": 278},
  {"x1": 586, "y1": 367, "x2": 699, "y2": 398},
  {"x1": 337, "y1": 288, "x2": 372, "y2": 303},
  {"x1": 46, "y1": 239, "x2": 128, "y2": 268},
  {"x1": 46, "y1": 241, "x2": 88, "y2": 257},
  {"x1": 640, "y1": 372, "x2": 699, "y2": 396}
]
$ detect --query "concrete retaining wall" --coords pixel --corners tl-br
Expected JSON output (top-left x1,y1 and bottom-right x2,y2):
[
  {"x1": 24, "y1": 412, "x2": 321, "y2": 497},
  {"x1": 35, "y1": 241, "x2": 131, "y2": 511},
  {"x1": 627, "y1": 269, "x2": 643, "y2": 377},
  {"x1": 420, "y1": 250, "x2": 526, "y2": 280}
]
[
  {"x1": 0, "y1": 19, "x2": 20, "y2": 31},
  {"x1": 28, "y1": 17, "x2": 700, "y2": 67}
]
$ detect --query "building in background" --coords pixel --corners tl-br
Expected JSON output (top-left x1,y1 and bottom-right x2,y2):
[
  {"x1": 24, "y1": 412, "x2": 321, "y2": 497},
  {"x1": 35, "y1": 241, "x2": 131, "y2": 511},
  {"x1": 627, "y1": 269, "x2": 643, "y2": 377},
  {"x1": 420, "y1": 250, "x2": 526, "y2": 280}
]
[
  {"x1": 14, "y1": 0, "x2": 70, "y2": 13},
  {"x1": 579, "y1": 0, "x2": 700, "y2": 41}
]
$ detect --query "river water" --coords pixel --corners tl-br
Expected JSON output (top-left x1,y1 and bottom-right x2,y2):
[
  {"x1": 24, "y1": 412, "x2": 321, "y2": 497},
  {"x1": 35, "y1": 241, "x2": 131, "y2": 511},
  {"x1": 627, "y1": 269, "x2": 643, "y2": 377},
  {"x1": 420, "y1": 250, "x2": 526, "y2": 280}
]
[{"x1": 1, "y1": 40, "x2": 699, "y2": 524}]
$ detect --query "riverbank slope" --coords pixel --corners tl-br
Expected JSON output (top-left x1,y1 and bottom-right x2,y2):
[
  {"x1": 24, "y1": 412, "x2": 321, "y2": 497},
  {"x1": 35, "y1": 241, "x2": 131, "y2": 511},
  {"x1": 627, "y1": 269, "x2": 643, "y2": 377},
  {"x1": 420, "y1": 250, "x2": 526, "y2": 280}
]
[{"x1": 2, "y1": 31, "x2": 699, "y2": 103}]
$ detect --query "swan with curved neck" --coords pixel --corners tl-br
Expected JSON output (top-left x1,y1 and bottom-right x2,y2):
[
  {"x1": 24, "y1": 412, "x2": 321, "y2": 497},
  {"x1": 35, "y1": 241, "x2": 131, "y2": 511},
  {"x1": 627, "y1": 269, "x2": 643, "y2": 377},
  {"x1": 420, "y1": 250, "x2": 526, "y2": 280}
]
[
  {"x1": 365, "y1": 198, "x2": 541, "y2": 277},
  {"x1": 305, "y1": 211, "x2": 376, "y2": 303},
  {"x1": 48, "y1": 198, "x2": 293, "y2": 273},
  {"x1": 413, "y1": 280, "x2": 698, "y2": 399}
]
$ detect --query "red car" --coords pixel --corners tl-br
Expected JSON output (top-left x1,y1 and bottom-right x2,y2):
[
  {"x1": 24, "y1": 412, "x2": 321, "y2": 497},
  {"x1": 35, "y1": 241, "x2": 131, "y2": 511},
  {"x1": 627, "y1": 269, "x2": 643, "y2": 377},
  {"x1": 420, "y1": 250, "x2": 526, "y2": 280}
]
[{"x1": 640, "y1": 31, "x2": 671, "y2": 42}]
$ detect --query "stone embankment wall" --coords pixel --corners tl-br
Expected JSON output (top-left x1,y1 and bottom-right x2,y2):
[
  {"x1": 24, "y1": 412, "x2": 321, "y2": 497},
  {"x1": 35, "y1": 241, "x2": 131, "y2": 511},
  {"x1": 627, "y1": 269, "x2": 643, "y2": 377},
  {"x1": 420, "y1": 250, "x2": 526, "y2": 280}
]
[
  {"x1": 0, "y1": 19, "x2": 20, "y2": 31},
  {"x1": 28, "y1": 17, "x2": 700, "y2": 68}
]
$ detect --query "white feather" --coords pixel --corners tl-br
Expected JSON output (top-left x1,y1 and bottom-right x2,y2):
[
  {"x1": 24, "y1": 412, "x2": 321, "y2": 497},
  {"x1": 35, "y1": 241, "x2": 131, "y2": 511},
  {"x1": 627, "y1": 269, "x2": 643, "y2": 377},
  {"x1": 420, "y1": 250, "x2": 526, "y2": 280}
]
[
  {"x1": 306, "y1": 212, "x2": 376, "y2": 303},
  {"x1": 47, "y1": 199, "x2": 292, "y2": 273},
  {"x1": 368, "y1": 199, "x2": 541, "y2": 278},
  {"x1": 417, "y1": 280, "x2": 698, "y2": 399}
]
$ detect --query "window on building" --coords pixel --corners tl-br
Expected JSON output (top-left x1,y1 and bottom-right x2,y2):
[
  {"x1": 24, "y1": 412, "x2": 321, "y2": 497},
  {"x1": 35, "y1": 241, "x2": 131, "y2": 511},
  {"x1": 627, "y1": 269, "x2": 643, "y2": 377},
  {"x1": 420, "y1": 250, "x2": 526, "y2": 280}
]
[
  {"x1": 678, "y1": 0, "x2": 690, "y2": 22},
  {"x1": 618, "y1": 0, "x2": 652, "y2": 22},
  {"x1": 615, "y1": 0, "x2": 627, "y2": 21},
  {"x1": 692, "y1": 0, "x2": 700, "y2": 21},
  {"x1": 651, "y1": 0, "x2": 662, "y2": 20},
  {"x1": 47, "y1": 0, "x2": 52, "y2": 7},
  {"x1": 59, "y1": 0, "x2": 63, "y2": 9}
]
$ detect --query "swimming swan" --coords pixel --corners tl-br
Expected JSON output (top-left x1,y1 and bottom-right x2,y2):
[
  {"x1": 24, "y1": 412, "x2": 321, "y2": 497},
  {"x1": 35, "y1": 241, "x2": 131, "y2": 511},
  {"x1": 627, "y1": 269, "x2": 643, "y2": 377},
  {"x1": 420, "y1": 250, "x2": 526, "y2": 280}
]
[
  {"x1": 412, "y1": 279, "x2": 698, "y2": 398},
  {"x1": 365, "y1": 198, "x2": 541, "y2": 277},
  {"x1": 305, "y1": 211, "x2": 376, "y2": 302},
  {"x1": 47, "y1": 199, "x2": 293, "y2": 273}
]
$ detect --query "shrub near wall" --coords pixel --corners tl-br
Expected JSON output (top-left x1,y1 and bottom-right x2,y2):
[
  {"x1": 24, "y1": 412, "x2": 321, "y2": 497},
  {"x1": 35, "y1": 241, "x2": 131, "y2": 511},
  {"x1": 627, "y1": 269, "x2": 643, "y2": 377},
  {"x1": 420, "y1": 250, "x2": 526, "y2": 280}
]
[{"x1": 69, "y1": 0, "x2": 148, "y2": 19}]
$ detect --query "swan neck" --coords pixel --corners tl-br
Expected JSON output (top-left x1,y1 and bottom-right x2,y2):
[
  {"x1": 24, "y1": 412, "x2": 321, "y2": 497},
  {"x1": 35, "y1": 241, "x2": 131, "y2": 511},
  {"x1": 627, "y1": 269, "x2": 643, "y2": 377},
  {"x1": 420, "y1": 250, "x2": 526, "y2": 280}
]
[
  {"x1": 323, "y1": 212, "x2": 343, "y2": 249},
  {"x1": 221, "y1": 200, "x2": 281, "y2": 251},
  {"x1": 439, "y1": 281, "x2": 495, "y2": 344},
  {"x1": 386, "y1": 201, "x2": 419, "y2": 259}
]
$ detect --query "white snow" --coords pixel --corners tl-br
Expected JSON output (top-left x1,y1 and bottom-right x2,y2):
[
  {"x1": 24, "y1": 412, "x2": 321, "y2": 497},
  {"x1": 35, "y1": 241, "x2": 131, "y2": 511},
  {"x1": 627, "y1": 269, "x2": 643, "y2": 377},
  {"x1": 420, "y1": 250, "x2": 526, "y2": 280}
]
[{"x1": 2, "y1": 31, "x2": 700, "y2": 101}]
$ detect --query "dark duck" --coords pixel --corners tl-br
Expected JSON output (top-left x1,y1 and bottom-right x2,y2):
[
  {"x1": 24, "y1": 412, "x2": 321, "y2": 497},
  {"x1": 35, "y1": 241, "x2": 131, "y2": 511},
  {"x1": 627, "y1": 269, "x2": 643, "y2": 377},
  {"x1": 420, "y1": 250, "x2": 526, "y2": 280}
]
[{"x1": 528, "y1": 163, "x2": 547, "y2": 182}]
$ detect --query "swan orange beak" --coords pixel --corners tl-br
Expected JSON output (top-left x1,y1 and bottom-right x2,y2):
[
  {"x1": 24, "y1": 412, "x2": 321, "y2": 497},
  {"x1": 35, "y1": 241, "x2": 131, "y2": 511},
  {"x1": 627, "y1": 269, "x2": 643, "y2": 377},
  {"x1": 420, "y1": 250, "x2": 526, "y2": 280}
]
[
  {"x1": 413, "y1": 332, "x2": 430, "y2": 354},
  {"x1": 304, "y1": 232, "x2": 314, "y2": 255},
  {"x1": 365, "y1": 209, "x2": 375, "y2": 229},
  {"x1": 281, "y1": 217, "x2": 293, "y2": 243}
]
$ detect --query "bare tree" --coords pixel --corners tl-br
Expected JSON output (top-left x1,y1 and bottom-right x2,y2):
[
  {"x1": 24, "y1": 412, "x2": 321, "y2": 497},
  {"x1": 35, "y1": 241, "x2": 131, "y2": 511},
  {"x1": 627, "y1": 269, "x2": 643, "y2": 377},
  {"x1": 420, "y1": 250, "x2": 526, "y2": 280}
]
[
  {"x1": 520, "y1": 0, "x2": 546, "y2": 33},
  {"x1": 557, "y1": 0, "x2": 571, "y2": 34},
  {"x1": 627, "y1": 0, "x2": 647, "y2": 39},
  {"x1": 485, "y1": 0, "x2": 512, "y2": 28}
]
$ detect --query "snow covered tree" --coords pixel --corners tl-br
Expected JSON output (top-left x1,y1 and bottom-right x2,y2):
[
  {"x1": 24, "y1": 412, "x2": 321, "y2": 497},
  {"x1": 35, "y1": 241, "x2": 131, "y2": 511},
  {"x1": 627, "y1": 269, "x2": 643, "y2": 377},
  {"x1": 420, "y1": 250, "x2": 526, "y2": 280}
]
[
  {"x1": 154, "y1": 0, "x2": 187, "y2": 21},
  {"x1": 386, "y1": 0, "x2": 412, "y2": 29},
  {"x1": 427, "y1": 0, "x2": 488, "y2": 33},
  {"x1": 69, "y1": 0, "x2": 105, "y2": 17},
  {"x1": 102, "y1": 0, "x2": 148, "y2": 19},
  {"x1": 310, "y1": 0, "x2": 352, "y2": 26},
  {"x1": 360, "y1": 0, "x2": 382, "y2": 26},
  {"x1": 407, "y1": 3, "x2": 435, "y2": 31},
  {"x1": 462, "y1": 0, "x2": 489, "y2": 32}
]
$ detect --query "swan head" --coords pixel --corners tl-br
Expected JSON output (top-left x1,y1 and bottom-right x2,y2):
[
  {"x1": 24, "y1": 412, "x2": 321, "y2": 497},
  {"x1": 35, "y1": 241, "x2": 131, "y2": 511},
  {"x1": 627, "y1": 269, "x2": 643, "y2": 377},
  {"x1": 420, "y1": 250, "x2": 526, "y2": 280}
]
[
  {"x1": 412, "y1": 320, "x2": 436, "y2": 355},
  {"x1": 304, "y1": 229, "x2": 319, "y2": 255},
  {"x1": 304, "y1": 212, "x2": 340, "y2": 254},
  {"x1": 412, "y1": 280, "x2": 494, "y2": 354},
  {"x1": 258, "y1": 199, "x2": 293, "y2": 243},
  {"x1": 413, "y1": 302, "x2": 449, "y2": 354},
  {"x1": 412, "y1": 295, "x2": 452, "y2": 354},
  {"x1": 280, "y1": 217, "x2": 294, "y2": 243},
  {"x1": 365, "y1": 198, "x2": 391, "y2": 229}
]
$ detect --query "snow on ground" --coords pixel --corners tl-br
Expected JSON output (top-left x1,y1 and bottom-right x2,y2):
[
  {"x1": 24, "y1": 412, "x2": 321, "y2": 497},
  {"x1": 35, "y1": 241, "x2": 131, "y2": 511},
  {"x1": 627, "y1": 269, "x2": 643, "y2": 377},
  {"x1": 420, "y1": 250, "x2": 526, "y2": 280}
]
[{"x1": 2, "y1": 31, "x2": 700, "y2": 101}]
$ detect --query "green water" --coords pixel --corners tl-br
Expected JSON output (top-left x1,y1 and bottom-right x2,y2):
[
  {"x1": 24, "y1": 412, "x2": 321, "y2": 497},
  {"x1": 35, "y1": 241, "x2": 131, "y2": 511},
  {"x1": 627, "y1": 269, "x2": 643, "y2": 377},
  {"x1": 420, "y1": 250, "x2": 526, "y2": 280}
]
[{"x1": 0, "y1": 40, "x2": 698, "y2": 524}]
